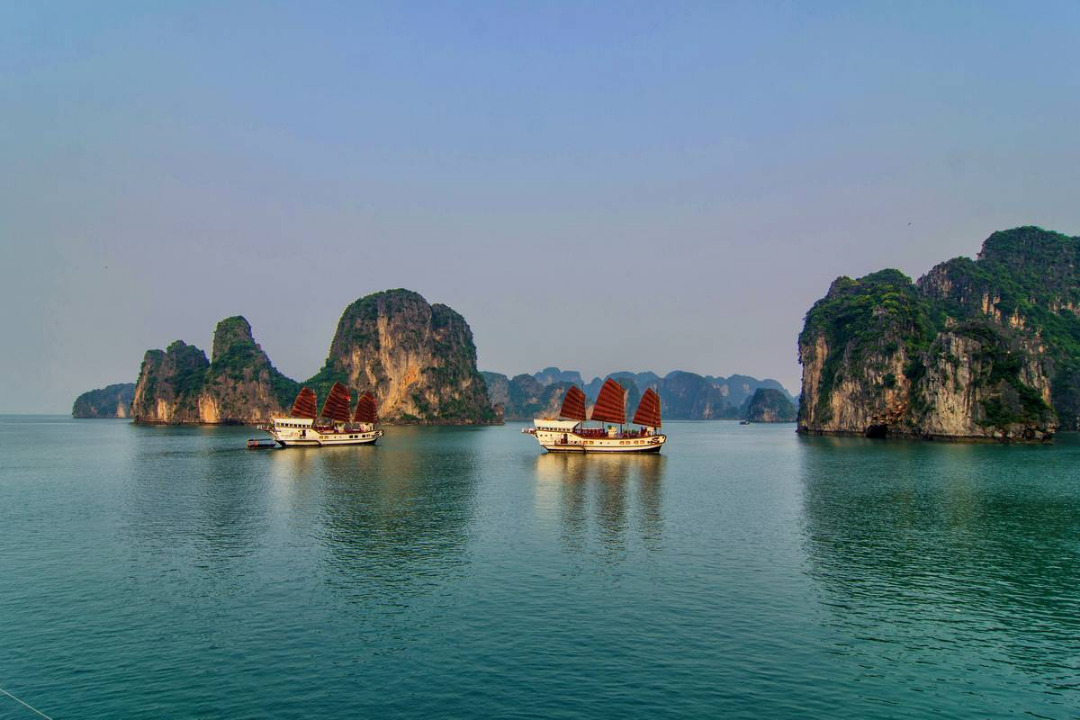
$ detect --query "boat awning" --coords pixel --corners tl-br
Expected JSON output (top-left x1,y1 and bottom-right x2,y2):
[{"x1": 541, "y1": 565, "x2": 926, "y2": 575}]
[{"x1": 533, "y1": 418, "x2": 581, "y2": 431}]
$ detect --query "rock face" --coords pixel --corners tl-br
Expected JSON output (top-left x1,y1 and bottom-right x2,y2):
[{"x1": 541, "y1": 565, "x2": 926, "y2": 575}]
[
  {"x1": 129, "y1": 291, "x2": 496, "y2": 425},
  {"x1": 798, "y1": 227, "x2": 1077, "y2": 441},
  {"x1": 745, "y1": 388, "x2": 797, "y2": 423},
  {"x1": 131, "y1": 341, "x2": 212, "y2": 423},
  {"x1": 306, "y1": 290, "x2": 496, "y2": 424},
  {"x1": 72, "y1": 383, "x2": 135, "y2": 418},
  {"x1": 131, "y1": 317, "x2": 297, "y2": 424},
  {"x1": 484, "y1": 367, "x2": 794, "y2": 421},
  {"x1": 201, "y1": 317, "x2": 299, "y2": 423}
]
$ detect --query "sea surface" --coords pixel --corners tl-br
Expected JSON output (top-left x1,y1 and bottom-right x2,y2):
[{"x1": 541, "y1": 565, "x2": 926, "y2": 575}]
[{"x1": 1, "y1": 416, "x2": 1078, "y2": 719}]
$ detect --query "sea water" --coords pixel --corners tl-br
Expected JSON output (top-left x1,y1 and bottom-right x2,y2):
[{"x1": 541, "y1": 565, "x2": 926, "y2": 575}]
[{"x1": 0, "y1": 417, "x2": 1077, "y2": 719}]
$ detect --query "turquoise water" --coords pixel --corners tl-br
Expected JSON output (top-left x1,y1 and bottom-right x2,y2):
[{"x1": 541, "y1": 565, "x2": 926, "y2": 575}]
[{"x1": 1, "y1": 417, "x2": 1078, "y2": 719}]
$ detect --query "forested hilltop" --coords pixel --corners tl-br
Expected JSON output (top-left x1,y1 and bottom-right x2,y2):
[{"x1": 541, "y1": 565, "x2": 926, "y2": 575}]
[{"x1": 798, "y1": 227, "x2": 1080, "y2": 441}]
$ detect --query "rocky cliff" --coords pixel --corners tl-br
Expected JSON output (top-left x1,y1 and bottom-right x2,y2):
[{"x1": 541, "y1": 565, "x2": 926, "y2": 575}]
[
  {"x1": 745, "y1": 388, "x2": 797, "y2": 423},
  {"x1": 201, "y1": 316, "x2": 299, "y2": 423},
  {"x1": 306, "y1": 290, "x2": 496, "y2": 424},
  {"x1": 798, "y1": 227, "x2": 1075, "y2": 441},
  {"x1": 72, "y1": 383, "x2": 135, "y2": 418},
  {"x1": 129, "y1": 290, "x2": 496, "y2": 425},
  {"x1": 131, "y1": 317, "x2": 297, "y2": 424}
]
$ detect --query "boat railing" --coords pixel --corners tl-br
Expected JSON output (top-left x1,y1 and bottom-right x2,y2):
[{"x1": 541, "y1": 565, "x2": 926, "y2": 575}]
[{"x1": 575, "y1": 427, "x2": 654, "y2": 439}]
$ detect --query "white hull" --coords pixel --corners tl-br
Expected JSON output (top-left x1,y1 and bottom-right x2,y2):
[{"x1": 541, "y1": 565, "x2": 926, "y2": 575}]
[
  {"x1": 524, "y1": 425, "x2": 666, "y2": 453},
  {"x1": 263, "y1": 417, "x2": 383, "y2": 447}
]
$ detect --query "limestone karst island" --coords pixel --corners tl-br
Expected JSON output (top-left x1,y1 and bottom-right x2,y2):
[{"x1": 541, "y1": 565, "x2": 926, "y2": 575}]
[
  {"x1": 127, "y1": 290, "x2": 497, "y2": 426},
  {"x1": 75, "y1": 227, "x2": 1080, "y2": 445},
  {"x1": 798, "y1": 226, "x2": 1080, "y2": 442},
  {"x1": 74, "y1": 288, "x2": 795, "y2": 427}
]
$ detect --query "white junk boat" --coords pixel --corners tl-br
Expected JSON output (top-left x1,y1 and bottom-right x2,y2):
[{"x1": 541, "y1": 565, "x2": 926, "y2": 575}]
[
  {"x1": 523, "y1": 379, "x2": 667, "y2": 453},
  {"x1": 263, "y1": 383, "x2": 383, "y2": 447}
]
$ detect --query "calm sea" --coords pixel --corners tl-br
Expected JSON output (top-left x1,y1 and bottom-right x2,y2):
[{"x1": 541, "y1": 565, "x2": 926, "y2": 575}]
[{"x1": 0, "y1": 417, "x2": 1077, "y2": 719}]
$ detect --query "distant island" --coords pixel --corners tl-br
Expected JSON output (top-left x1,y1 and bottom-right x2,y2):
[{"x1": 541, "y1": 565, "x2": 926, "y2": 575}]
[
  {"x1": 124, "y1": 289, "x2": 496, "y2": 425},
  {"x1": 745, "y1": 388, "x2": 797, "y2": 423},
  {"x1": 481, "y1": 368, "x2": 795, "y2": 422},
  {"x1": 798, "y1": 226, "x2": 1080, "y2": 441},
  {"x1": 72, "y1": 383, "x2": 136, "y2": 418},
  {"x1": 73, "y1": 291, "x2": 796, "y2": 425}
]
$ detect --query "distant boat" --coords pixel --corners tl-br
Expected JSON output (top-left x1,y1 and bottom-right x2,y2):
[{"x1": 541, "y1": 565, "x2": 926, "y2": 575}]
[
  {"x1": 261, "y1": 383, "x2": 383, "y2": 447},
  {"x1": 522, "y1": 379, "x2": 667, "y2": 453},
  {"x1": 740, "y1": 420, "x2": 751, "y2": 425}
]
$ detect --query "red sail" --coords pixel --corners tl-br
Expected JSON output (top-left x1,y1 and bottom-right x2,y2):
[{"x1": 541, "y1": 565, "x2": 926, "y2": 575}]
[
  {"x1": 590, "y1": 378, "x2": 626, "y2": 425},
  {"x1": 559, "y1": 386, "x2": 587, "y2": 421},
  {"x1": 320, "y1": 382, "x2": 352, "y2": 423},
  {"x1": 290, "y1": 387, "x2": 318, "y2": 419},
  {"x1": 353, "y1": 393, "x2": 378, "y2": 424},
  {"x1": 632, "y1": 388, "x2": 662, "y2": 427}
]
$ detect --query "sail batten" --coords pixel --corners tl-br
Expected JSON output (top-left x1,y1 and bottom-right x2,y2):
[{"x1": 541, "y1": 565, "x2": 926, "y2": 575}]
[
  {"x1": 353, "y1": 393, "x2": 378, "y2": 424},
  {"x1": 320, "y1": 382, "x2": 352, "y2": 423},
  {"x1": 632, "y1": 388, "x2": 662, "y2": 427},
  {"x1": 558, "y1": 386, "x2": 587, "y2": 421},
  {"x1": 590, "y1": 378, "x2": 627, "y2": 425},
  {"x1": 290, "y1": 387, "x2": 318, "y2": 419}
]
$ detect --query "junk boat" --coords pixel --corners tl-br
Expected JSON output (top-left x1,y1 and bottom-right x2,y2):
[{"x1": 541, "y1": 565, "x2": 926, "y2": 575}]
[
  {"x1": 523, "y1": 378, "x2": 666, "y2": 453},
  {"x1": 261, "y1": 383, "x2": 383, "y2": 447}
]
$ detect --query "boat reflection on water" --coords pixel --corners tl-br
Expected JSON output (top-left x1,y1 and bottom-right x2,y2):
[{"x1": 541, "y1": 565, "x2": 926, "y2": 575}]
[
  {"x1": 534, "y1": 452, "x2": 665, "y2": 555},
  {"x1": 274, "y1": 427, "x2": 478, "y2": 604}
]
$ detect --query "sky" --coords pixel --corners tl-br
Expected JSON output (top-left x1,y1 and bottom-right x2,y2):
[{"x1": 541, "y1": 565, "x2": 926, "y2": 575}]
[{"x1": 3, "y1": 1, "x2": 1080, "y2": 413}]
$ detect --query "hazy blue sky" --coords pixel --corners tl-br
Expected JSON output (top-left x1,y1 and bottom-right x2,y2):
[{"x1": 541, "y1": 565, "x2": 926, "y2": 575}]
[{"x1": 3, "y1": 2, "x2": 1079, "y2": 412}]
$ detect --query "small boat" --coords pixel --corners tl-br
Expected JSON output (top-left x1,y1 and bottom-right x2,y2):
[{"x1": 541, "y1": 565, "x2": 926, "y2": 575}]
[
  {"x1": 523, "y1": 379, "x2": 667, "y2": 453},
  {"x1": 739, "y1": 420, "x2": 751, "y2": 425},
  {"x1": 261, "y1": 383, "x2": 383, "y2": 447}
]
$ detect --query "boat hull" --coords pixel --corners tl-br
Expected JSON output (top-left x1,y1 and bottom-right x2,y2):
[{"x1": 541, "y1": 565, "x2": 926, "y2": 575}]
[
  {"x1": 275, "y1": 430, "x2": 382, "y2": 447},
  {"x1": 525, "y1": 428, "x2": 666, "y2": 453},
  {"x1": 263, "y1": 417, "x2": 382, "y2": 447}
]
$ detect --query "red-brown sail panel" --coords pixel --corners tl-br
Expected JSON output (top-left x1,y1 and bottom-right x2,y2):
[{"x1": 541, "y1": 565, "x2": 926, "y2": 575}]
[
  {"x1": 559, "y1": 386, "x2": 587, "y2": 421},
  {"x1": 290, "y1": 387, "x2": 318, "y2": 419},
  {"x1": 320, "y1": 382, "x2": 352, "y2": 423},
  {"x1": 590, "y1": 378, "x2": 626, "y2": 425},
  {"x1": 353, "y1": 393, "x2": 378, "y2": 424},
  {"x1": 632, "y1": 388, "x2": 662, "y2": 427}
]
